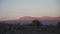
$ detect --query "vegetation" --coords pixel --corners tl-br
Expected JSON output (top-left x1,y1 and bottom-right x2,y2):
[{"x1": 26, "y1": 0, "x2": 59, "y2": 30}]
[{"x1": 0, "y1": 20, "x2": 60, "y2": 34}]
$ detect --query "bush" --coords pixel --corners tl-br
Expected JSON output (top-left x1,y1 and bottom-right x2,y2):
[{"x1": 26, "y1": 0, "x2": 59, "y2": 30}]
[{"x1": 31, "y1": 19, "x2": 42, "y2": 28}]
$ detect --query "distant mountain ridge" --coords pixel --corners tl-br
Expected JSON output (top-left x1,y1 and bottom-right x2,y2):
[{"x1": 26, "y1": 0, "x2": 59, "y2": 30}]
[
  {"x1": 18, "y1": 16, "x2": 60, "y2": 20},
  {"x1": 0, "y1": 16, "x2": 60, "y2": 25}
]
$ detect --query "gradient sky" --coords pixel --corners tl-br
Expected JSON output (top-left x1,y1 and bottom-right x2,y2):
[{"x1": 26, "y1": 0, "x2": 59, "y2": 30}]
[{"x1": 0, "y1": 0, "x2": 60, "y2": 20}]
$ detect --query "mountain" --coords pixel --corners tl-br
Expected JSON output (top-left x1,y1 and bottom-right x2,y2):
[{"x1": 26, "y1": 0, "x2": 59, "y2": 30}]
[
  {"x1": 18, "y1": 16, "x2": 35, "y2": 20},
  {"x1": 0, "y1": 16, "x2": 60, "y2": 25},
  {"x1": 18, "y1": 16, "x2": 60, "y2": 20}
]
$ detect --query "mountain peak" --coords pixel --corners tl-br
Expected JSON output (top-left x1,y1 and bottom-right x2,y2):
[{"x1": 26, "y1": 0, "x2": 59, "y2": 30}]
[{"x1": 18, "y1": 16, "x2": 35, "y2": 20}]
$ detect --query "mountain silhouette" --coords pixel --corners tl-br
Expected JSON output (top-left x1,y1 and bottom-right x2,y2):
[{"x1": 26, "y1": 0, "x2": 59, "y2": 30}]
[
  {"x1": 18, "y1": 16, "x2": 60, "y2": 20},
  {"x1": 0, "y1": 16, "x2": 60, "y2": 25}
]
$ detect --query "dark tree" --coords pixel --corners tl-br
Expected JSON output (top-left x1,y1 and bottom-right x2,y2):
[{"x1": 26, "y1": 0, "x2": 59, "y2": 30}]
[
  {"x1": 57, "y1": 22, "x2": 60, "y2": 28},
  {"x1": 32, "y1": 19, "x2": 42, "y2": 28},
  {"x1": 57, "y1": 22, "x2": 60, "y2": 33}
]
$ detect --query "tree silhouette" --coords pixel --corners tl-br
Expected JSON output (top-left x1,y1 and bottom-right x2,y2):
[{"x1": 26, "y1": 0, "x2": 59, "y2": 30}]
[
  {"x1": 57, "y1": 22, "x2": 60, "y2": 33},
  {"x1": 57, "y1": 22, "x2": 60, "y2": 28},
  {"x1": 32, "y1": 19, "x2": 42, "y2": 28}
]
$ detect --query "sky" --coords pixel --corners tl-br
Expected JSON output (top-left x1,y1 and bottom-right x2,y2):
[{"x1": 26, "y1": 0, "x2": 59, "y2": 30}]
[{"x1": 0, "y1": 0, "x2": 60, "y2": 20}]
